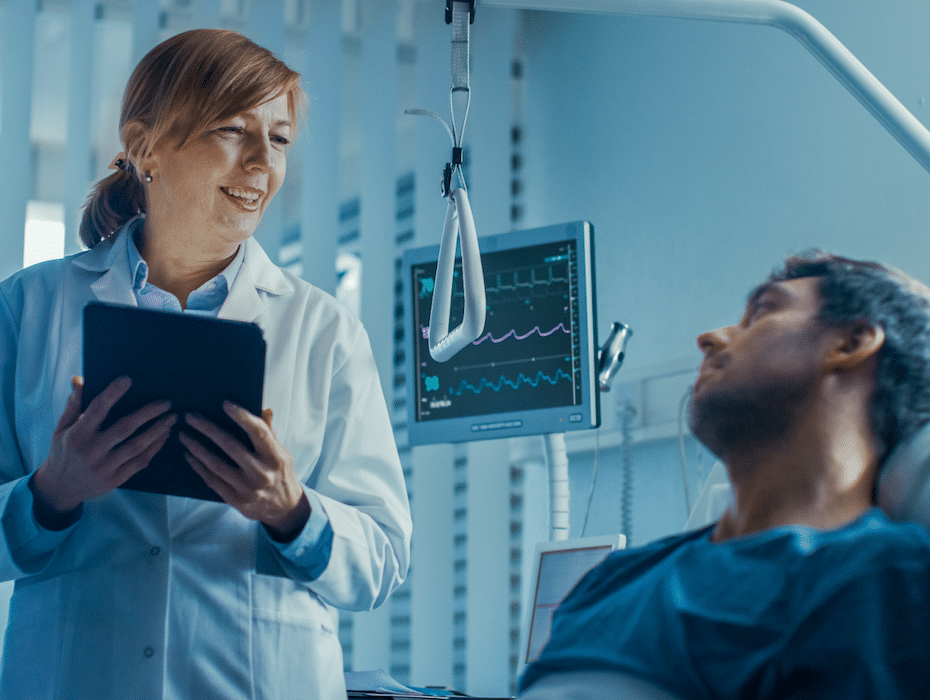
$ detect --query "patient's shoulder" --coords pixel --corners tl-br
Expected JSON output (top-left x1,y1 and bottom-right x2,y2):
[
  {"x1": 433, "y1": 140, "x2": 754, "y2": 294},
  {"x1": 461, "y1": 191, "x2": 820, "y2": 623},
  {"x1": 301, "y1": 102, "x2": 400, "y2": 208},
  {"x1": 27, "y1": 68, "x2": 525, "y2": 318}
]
[
  {"x1": 792, "y1": 509, "x2": 930, "y2": 618},
  {"x1": 829, "y1": 508, "x2": 930, "y2": 562}
]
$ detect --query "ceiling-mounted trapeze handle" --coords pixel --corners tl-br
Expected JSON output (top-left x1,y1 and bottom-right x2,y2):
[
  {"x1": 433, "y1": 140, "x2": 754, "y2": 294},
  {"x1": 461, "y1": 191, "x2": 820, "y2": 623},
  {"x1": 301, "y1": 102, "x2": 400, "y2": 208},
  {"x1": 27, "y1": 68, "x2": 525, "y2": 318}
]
[{"x1": 428, "y1": 188, "x2": 486, "y2": 362}]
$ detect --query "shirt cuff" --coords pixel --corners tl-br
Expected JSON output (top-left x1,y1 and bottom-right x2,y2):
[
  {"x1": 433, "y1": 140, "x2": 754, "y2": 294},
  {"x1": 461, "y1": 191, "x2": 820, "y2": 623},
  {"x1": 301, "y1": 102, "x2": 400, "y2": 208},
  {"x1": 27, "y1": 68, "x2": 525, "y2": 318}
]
[
  {"x1": 3, "y1": 477, "x2": 78, "y2": 568},
  {"x1": 268, "y1": 487, "x2": 333, "y2": 581}
]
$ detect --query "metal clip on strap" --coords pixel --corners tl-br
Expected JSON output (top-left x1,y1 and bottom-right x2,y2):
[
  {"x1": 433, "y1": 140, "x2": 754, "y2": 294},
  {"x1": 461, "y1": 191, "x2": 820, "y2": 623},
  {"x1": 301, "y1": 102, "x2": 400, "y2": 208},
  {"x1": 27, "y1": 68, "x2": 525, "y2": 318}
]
[{"x1": 445, "y1": 0, "x2": 475, "y2": 25}]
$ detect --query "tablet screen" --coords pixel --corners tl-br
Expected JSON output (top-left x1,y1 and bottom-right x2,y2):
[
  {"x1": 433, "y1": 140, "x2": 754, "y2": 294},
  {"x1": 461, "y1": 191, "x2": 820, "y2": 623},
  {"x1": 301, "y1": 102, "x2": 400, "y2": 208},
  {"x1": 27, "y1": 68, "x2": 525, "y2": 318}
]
[{"x1": 82, "y1": 302, "x2": 266, "y2": 501}]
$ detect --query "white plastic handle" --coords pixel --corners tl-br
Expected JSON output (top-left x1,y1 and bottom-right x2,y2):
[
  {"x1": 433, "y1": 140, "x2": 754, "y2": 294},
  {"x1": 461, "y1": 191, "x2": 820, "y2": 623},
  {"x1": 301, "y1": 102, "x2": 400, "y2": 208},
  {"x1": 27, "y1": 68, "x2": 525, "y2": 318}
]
[{"x1": 428, "y1": 188, "x2": 486, "y2": 362}]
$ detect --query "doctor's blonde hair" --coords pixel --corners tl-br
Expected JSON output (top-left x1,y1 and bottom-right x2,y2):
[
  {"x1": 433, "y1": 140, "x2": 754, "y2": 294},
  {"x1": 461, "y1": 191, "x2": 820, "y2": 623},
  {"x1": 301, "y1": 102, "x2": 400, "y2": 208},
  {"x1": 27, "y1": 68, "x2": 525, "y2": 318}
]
[{"x1": 80, "y1": 28, "x2": 306, "y2": 248}]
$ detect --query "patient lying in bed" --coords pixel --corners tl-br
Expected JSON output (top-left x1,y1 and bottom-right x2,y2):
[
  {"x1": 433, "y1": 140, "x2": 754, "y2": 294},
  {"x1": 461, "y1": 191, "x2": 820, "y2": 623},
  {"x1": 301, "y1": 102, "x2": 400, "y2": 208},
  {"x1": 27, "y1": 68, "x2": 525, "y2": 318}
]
[{"x1": 519, "y1": 252, "x2": 930, "y2": 699}]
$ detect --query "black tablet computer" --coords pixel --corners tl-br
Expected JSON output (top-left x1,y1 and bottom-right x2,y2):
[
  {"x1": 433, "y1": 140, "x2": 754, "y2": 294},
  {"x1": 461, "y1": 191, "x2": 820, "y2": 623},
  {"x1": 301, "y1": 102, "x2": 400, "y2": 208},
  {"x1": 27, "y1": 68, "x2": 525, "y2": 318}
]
[{"x1": 82, "y1": 302, "x2": 266, "y2": 501}]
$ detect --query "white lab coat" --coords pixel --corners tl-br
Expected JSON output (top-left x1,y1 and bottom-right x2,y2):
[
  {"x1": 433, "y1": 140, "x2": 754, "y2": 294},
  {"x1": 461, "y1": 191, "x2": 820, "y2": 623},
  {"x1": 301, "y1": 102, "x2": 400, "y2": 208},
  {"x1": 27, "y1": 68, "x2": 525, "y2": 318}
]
[{"x1": 0, "y1": 228, "x2": 412, "y2": 699}]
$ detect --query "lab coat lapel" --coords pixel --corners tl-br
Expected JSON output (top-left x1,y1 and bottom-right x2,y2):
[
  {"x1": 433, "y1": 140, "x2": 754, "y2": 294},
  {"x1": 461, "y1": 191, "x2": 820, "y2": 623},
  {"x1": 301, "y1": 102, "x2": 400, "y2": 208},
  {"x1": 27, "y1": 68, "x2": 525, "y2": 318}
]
[
  {"x1": 73, "y1": 226, "x2": 293, "y2": 320},
  {"x1": 219, "y1": 236, "x2": 294, "y2": 323},
  {"x1": 73, "y1": 229, "x2": 138, "y2": 306}
]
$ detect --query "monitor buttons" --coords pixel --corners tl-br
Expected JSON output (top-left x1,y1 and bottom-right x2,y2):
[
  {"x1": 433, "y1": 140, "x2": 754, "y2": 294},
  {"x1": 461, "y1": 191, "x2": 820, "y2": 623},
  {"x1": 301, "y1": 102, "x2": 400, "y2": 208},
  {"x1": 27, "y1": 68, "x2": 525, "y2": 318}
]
[{"x1": 471, "y1": 420, "x2": 523, "y2": 432}]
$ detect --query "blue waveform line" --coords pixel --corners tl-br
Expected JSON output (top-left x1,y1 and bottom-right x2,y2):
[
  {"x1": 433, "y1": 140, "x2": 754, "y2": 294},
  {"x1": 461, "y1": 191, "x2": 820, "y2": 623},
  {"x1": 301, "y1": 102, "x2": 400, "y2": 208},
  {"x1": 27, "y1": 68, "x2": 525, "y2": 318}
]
[
  {"x1": 472, "y1": 322, "x2": 570, "y2": 345},
  {"x1": 451, "y1": 367, "x2": 572, "y2": 396}
]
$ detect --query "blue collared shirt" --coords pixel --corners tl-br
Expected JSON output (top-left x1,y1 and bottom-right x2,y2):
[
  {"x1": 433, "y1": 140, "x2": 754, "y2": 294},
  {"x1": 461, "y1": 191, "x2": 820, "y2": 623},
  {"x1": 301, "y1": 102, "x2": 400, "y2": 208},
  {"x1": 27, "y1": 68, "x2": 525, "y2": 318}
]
[{"x1": 126, "y1": 218, "x2": 244, "y2": 316}]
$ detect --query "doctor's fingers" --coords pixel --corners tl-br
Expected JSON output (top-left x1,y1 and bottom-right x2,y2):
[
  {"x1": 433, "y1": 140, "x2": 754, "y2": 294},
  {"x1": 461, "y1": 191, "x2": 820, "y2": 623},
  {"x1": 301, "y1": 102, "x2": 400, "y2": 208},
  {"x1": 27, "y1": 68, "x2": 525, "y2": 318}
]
[
  {"x1": 179, "y1": 427, "x2": 288, "y2": 501},
  {"x1": 183, "y1": 439, "x2": 300, "y2": 527},
  {"x1": 222, "y1": 402, "x2": 289, "y2": 465},
  {"x1": 74, "y1": 398, "x2": 173, "y2": 458},
  {"x1": 109, "y1": 416, "x2": 176, "y2": 484},
  {"x1": 75, "y1": 376, "x2": 133, "y2": 431},
  {"x1": 106, "y1": 412, "x2": 176, "y2": 467},
  {"x1": 180, "y1": 435, "x2": 249, "y2": 502},
  {"x1": 49, "y1": 412, "x2": 175, "y2": 505},
  {"x1": 53, "y1": 379, "x2": 85, "y2": 434},
  {"x1": 183, "y1": 412, "x2": 271, "y2": 475}
]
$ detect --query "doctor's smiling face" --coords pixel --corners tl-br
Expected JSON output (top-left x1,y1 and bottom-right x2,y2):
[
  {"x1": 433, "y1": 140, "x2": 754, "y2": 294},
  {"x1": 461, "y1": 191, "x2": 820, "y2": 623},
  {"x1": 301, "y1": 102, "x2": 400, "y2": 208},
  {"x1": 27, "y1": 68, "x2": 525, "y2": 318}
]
[
  {"x1": 141, "y1": 93, "x2": 292, "y2": 248},
  {"x1": 688, "y1": 276, "x2": 835, "y2": 460}
]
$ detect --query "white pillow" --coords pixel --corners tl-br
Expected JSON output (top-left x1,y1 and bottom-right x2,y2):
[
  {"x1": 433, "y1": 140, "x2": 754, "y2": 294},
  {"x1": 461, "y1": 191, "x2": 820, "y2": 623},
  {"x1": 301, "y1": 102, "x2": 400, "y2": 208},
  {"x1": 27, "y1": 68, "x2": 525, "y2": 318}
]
[
  {"x1": 877, "y1": 420, "x2": 930, "y2": 530},
  {"x1": 684, "y1": 461, "x2": 732, "y2": 531}
]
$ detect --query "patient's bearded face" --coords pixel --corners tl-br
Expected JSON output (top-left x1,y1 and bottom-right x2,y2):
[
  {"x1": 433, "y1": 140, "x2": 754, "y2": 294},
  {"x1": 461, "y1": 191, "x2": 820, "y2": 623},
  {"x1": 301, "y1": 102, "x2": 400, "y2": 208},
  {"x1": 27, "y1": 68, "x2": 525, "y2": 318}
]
[{"x1": 688, "y1": 277, "x2": 828, "y2": 459}]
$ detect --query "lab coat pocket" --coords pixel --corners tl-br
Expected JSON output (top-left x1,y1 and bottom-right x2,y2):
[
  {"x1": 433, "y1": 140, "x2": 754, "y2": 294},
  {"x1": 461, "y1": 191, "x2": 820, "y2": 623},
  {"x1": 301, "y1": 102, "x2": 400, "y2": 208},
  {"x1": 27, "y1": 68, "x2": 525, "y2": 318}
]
[{"x1": 249, "y1": 572, "x2": 345, "y2": 700}]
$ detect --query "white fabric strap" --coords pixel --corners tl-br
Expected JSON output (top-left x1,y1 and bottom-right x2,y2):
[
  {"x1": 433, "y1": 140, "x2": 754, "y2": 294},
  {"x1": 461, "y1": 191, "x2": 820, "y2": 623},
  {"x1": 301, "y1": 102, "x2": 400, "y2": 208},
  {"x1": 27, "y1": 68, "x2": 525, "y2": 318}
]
[
  {"x1": 406, "y1": 1, "x2": 486, "y2": 363},
  {"x1": 449, "y1": 0, "x2": 472, "y2": 195},
  {"x1": 450, "y1": 0, "x2": 470, "y2": 92}
]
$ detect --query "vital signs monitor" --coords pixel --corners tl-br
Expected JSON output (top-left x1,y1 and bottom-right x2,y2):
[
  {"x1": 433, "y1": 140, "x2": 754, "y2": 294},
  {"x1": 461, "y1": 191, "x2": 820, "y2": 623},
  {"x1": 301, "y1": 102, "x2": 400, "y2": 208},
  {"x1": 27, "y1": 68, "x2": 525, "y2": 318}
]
[{"x1": 403, "y1": 221, "x2": 599, "y2": 445}]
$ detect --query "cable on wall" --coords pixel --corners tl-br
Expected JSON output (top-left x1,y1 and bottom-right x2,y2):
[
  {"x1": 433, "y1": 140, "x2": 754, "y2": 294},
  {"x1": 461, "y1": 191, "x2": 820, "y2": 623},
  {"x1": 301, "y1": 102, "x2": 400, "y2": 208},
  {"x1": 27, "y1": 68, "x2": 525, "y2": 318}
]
[
  {"x1": 678, "y1": 385, "x2": 693, "y2": 515},
  {"x1": 620, "y1": 400, "x2": 635, "y2": 543}
]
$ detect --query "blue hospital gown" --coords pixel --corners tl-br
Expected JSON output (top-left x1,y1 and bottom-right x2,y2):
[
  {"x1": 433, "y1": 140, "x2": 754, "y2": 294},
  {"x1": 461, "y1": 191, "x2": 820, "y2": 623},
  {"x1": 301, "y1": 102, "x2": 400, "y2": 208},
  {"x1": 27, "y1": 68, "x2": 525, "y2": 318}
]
[{"x1": 520, "y1": 508, "x2": 930, "y2": 699}]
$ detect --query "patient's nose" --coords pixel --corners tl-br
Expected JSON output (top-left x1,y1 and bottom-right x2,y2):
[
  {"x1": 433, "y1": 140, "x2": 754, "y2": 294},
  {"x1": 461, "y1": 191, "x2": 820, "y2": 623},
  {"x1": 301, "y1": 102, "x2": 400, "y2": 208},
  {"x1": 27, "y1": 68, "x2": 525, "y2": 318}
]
[{"x1": 697, "y1": 326, "x2": 732, "y2": 355}]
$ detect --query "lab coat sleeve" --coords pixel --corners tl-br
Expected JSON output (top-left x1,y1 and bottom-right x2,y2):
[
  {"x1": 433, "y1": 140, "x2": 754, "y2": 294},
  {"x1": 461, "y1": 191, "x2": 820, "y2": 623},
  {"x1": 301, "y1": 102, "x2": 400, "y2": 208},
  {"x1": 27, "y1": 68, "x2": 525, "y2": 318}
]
[
  {"x1": 0, "y1": 284, "x2": 79, "y2": 582},
  {"x1": 266, "y1": 321, "x2": 411, "y2": 611},
  {"x1": 267, "y1": 488, "x2": 334, "y2": 581},
  {"x1": 1, "y1": 478, "x2": 78, "y2": 575}
]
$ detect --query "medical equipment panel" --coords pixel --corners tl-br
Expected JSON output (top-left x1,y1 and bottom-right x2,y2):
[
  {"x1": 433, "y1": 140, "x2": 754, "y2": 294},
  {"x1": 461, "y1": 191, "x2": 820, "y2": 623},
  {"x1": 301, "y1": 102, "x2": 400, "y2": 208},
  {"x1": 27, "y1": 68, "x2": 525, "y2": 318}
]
[{"x1": 521, "y1": 534, "x2": 626, "y2": 671}]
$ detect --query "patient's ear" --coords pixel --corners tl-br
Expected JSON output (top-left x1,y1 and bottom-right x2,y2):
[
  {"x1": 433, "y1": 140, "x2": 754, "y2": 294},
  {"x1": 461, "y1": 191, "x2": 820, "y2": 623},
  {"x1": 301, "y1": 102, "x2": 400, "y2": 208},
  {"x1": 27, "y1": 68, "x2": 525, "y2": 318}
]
[{"x1": 827, "y1": 320, "x2": 885, "y2": 372}]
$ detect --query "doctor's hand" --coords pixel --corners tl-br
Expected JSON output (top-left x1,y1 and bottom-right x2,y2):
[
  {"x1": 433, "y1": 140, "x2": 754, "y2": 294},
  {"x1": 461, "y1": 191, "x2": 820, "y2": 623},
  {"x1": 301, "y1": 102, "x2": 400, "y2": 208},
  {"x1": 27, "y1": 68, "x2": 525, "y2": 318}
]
[
  {"x1": 31, "y1": 375, "x2": 176, "y2": 529},
  {"x1": 180, "y1": 404, "x2": 311, "y2": 543}
]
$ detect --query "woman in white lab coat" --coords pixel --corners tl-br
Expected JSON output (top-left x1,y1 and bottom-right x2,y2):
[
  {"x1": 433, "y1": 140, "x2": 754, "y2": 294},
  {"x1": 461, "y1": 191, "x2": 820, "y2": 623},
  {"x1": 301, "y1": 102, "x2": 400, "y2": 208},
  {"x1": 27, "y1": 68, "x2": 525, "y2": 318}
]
[{"x1": 0, "y1": 29, "x2": 411, "y2": 699}]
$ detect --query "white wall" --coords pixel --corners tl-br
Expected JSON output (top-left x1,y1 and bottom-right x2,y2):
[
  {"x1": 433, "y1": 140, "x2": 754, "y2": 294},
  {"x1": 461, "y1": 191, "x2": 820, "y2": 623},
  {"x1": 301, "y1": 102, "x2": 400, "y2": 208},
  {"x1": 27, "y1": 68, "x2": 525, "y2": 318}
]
[
  {"x1": 512, "y1": 0, "x2": 930, "y2": 552},
  {"x1": 521, "y1": 1, "x2": 930, "y2": 370}
]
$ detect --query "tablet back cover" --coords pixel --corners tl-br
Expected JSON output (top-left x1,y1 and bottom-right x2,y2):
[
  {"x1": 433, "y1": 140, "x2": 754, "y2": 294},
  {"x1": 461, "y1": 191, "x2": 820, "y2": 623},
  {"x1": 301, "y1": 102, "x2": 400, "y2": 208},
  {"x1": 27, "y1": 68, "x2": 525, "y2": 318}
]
[{"x1": 82, "y1": 302, "x2": 266, "y2": 501}]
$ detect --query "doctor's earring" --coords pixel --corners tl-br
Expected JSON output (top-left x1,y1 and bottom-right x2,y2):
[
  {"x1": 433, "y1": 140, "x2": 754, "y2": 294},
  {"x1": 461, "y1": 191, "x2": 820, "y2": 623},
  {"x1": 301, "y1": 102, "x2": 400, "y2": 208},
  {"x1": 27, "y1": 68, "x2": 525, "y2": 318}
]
[{"x1": 144, "y1": 171, "x2": 153, "y2": 183}]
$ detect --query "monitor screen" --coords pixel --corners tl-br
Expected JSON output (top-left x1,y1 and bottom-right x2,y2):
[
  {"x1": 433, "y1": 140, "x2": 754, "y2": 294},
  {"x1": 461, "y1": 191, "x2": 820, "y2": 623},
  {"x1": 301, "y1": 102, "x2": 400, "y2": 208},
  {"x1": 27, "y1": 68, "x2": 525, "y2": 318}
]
[
  {"x1": 403, "y1": 221, "x2": 599, "y2": 445},
  {"x1": 522, "y1": 535, "x2": 626, "y2": 667}
]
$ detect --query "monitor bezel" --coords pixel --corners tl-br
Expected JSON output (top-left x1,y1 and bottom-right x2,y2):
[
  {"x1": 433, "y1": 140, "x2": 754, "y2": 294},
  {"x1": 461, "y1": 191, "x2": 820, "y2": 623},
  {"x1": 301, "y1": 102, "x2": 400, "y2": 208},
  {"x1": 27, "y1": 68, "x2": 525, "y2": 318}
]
[{"x1": 403, "y1": 220, "x2": 599, "y2": 446}]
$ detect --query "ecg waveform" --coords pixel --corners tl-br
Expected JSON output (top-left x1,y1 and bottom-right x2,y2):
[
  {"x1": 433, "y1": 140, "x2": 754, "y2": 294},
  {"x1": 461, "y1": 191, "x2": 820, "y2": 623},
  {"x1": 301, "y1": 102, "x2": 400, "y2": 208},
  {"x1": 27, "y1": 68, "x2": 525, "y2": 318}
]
[
  {"x1": 472, "y1": 323, "x2": 570, "y2": 345},
  {"x1": 419, "y1": 259, "x2": 571, "y2": 304},
  {"x1": 484, "y1": 265, "x2": 568, "y2": 295},
  {"x1": 451, "y1": 368, "x2": 573, "y2": 396}
]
